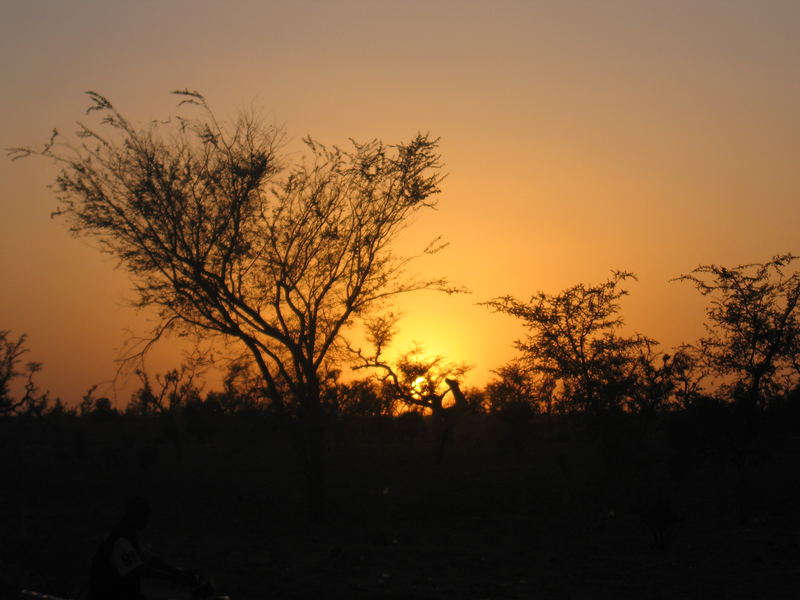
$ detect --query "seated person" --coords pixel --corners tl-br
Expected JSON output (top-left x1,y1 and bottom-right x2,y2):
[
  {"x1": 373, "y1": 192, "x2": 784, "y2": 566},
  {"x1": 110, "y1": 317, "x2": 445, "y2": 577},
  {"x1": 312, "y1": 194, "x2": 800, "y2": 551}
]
[{"x1": 88, "y1": 496, "x2": 197, "y2": 600}]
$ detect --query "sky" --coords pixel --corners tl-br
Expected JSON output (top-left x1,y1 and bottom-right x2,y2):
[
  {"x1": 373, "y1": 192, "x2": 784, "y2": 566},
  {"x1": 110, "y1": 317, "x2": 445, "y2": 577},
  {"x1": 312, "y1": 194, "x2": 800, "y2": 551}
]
[{"x1": 1, "y1": 0, "x2": 799, "y2": 405}]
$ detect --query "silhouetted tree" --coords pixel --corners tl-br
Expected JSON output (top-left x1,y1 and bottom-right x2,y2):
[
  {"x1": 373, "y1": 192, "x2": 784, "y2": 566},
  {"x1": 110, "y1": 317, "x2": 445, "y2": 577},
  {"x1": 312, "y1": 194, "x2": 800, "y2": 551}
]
[
  {"x1": 124, "y1": 364, "x2": 204, "y2": 458},
  {"x1": 675, "y1": 255, "x2": 800, "y2": 523},
  {"x1": 11, "y1": 91, "x2": 453, "y2": 519},
  {"x1": 662, "y1": 346, "x2": 707, "y2": 409},
  {"x1": 203, "y1": 358, "x2": 269, "y2": 416},
  {"x1": 124, "y1": 374, "x2": 156, "y2": 418},
  {"x1": 621, "y1": 340, "x2": 695, "y2": 415},
  {"x1": 328, "y1": 377, "x2": 393, "y2": 418},
  {"x1": 675, "y1": 254, "x2": 800, "y2": 408},
  {"x1": 485, "y1": 360, "x2": 555, "y2": 414},
  {"x1": 46, "y1": 397, "x2": 76, "y2": 419},
  {"x1": 352, "y1": 314, "x2": 471, "y2": 462},
  {"x1": 482, "y1": 362, "x2": 550, "y2": 457},
  {"x1": 78, "y1": 386, "x2": 117, "y2": 422},
  {"x1": 0, "y1": 330, "x2": 49, "y2": 416},
  {"x1": 485, "y1": 272, "x2": 659, "y2": 414}
]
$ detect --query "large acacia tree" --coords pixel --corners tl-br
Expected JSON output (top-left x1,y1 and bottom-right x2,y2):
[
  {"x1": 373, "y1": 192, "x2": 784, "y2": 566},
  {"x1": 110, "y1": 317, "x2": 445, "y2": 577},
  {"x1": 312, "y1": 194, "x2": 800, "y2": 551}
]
[
  {"x1": 11, "y1": 90, "x2": 453, "y2": 515},
  {"x1": 484, "y1": 272, "x2": 660, "y2": 414},
  {"x1": 675, "y1": 254, "x2": 800, "y2": 407}
]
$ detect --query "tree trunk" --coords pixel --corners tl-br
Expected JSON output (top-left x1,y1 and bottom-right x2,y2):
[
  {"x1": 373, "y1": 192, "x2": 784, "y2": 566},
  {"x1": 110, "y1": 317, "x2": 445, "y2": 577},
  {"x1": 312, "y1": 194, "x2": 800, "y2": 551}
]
[
  {"x1": 431, "y1": 407, "x2": 458, "y2": 464},
  {"x1": 291, "y1": 384, "x2": 328, "y2": 524}
]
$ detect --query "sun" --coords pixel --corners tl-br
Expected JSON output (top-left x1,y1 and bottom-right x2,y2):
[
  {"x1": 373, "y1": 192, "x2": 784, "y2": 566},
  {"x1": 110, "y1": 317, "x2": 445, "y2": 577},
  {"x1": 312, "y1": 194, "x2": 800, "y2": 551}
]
[{"x1": 411, "y1": 376, "x2": 427, "y2": 397}]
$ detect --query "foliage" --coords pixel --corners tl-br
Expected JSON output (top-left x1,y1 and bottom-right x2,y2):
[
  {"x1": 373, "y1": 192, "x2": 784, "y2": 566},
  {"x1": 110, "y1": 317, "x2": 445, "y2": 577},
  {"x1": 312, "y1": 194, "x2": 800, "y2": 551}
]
[
  {"x1": 350, "y1": 313, "x2": 473, "y2": 462},
  {"x1": 204, "y1": 358, "x2": 269, "y2": 415},
  {"x1": 11, "y1": 90, "x2": 455, "y2": 515},
  {"x1": 622, "y1": 345, "x2": 708, "y2": 413},
  {"x1": 351, "y1": 313, "x2": 470, "y2": 414},
  {"x1": 0, "y1": 330, "x2": 50, "y2": 416},
  {"x1": 325, "y1": 376, "x2": 395, "y2": 418},
  {"x1": 125, "y1": 365, "x2": 202, "y2": 417},
  {"x1": 661, "y1": 346, "x2": 707, "y2": 409},
  {"x1": 485, "y1": 272, "x2": 664, "y2": 413},
  {"x1": 485, "y1": 360, "x2": 555, "y2": 415},
  {"x1": 11, "y1": 90, "x2": 453, "y2": 400},
  {"x1": 675, "y1": 254, "x2": 800, "y2": 406},
  {"x1": 78, "y1": 386, "x2": 117, "y2": 422}
]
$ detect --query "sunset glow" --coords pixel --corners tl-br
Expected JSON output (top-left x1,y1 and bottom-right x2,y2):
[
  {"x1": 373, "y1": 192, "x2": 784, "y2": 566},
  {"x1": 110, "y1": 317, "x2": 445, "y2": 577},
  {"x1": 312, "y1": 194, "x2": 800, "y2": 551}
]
[{"x1": 2, "y1": 1, "x2": 799, "y2": 405}]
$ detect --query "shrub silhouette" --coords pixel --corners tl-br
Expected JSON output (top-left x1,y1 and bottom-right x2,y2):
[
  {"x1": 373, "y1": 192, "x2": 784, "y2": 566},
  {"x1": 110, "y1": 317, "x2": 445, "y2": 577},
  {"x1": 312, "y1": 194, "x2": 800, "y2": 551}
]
[{"x1": 11, "y1": 90, "x2": 457, "y2": 520}]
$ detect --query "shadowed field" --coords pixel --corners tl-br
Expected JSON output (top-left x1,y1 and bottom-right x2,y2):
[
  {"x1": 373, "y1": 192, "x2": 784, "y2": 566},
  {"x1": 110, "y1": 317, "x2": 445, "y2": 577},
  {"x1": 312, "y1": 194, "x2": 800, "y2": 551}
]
[{"x1": 2, "y1": 414, "x2": 800, "y2": 599}]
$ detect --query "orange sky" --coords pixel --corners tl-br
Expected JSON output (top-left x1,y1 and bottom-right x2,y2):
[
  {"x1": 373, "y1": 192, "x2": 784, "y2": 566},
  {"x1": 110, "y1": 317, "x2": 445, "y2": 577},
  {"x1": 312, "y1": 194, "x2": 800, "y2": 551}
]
[{"x1": 2, "y1": 1, "x2": 799, "y2": 405}]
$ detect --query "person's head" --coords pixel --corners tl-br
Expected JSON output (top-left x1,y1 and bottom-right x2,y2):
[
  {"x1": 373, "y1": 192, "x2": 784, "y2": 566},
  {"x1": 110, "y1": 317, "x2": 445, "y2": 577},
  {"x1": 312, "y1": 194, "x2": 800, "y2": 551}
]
[{"x1": 124, "y1": 495, "x2": 150, "y2": 531}]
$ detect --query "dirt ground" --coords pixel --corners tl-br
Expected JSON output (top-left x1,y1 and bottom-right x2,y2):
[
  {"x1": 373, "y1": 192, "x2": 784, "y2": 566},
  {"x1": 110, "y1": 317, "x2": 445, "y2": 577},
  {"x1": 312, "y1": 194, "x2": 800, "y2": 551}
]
[{"x1": 2, "y1": 417, "x2": 799, "y2": 599}]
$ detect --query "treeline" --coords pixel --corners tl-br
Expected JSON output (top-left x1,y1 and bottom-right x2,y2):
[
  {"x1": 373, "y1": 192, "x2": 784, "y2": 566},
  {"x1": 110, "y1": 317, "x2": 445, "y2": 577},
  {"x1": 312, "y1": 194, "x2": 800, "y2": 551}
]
[
  {"x1": 10, "y1": 92, "x2": 800, "y2": 523},
  {"x1": 4, "y1": 254, "x2": 800, "y2": 445}
]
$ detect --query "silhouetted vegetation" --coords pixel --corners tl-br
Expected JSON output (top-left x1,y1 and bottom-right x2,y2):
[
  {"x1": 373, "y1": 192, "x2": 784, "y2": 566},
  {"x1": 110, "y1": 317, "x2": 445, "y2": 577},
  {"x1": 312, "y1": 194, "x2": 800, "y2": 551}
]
[
  {"x1": 351, "y1": 313, "x2": 473, "y2": 462},
  {"x1": 675, "y1": 253, "x2": 800, "y2": 410},
  {"x1": 484, "y1": 271, "x2": 669, "y2": 414},
  {"x1": 0, "y1": 330, "x2": 50, "y2": 417},
  {"x1": 6, "y1": 92, "x2": 800, "y2": 596},
  {"x1": 10, "y1": 90, "x2": 460, "y2": 521}
]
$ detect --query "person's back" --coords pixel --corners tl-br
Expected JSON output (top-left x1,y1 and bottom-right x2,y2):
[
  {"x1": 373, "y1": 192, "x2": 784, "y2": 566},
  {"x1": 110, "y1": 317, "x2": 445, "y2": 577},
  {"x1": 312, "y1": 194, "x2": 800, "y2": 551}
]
[{"x1": 87, "y1": 497, "x2": 151, "y2": 600}]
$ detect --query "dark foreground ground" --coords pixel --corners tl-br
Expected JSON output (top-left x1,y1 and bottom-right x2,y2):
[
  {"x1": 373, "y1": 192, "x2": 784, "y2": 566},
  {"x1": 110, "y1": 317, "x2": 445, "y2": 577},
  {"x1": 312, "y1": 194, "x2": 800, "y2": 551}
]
[{"x1": 2, "y1": 414, "x2": 800, "y2": 599}]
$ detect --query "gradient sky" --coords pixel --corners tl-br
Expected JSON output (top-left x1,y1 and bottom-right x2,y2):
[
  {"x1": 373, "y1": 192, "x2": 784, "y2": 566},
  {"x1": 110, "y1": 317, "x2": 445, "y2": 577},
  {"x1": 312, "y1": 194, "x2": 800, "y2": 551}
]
[{"x1": 2, "y1": 0, "x2": 799, "y2": 405}]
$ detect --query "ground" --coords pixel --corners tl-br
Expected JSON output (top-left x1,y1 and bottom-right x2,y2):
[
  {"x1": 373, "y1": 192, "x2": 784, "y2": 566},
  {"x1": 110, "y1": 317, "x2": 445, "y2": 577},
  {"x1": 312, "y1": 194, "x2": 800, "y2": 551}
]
[{"x1": 1, "y1": 415, "x2": 799, "y2": 599}]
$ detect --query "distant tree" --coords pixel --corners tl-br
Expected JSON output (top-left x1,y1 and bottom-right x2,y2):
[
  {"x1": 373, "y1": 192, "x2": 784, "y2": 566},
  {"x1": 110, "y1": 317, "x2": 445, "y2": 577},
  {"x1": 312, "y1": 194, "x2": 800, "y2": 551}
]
[
  {"x1": 675, "y1": 254, "x2": 800, "y2": 408},
  {"x1": 125, "y1": 364, "x2": 204, "y2": 458},
  {"x1": 482, "y1": 361, "x2": 552, "y2": 458},
  {"x1": 659, "y1": 346, "x2": 707, "y2": 410},
  {"x1": 10, "y1": 91, "x2": 454, "y2": 518},
  {"x1": 327, "y1": 377, "x2": 394, "y2": 418},
  {"x1": 622, "y1": 342, "x2": 695, "y2": 415},
  {"x1": 78, "y1": 386, "x2": 117, "y2": 422},
  {"x1": 124, "y1": 374, "x2": 160, "y2": 418},
  {"x1": 484, "y1": 272, "x2": 660, "y2": 414},
  {"x1": 46, "y1": 397, "x2": 76, "y2": 419},
  {"x1": 204, "y1": 359, "x2": 268, "y2": 415},
  {"x1": 0, "y1": 330, "x2": 49, "y2": 416},
  {"x1": 352, "y1": 314, "x2": 471, "y2": 462},
  {"x1": 485, "y1": 360, "x2": 555, "y2": 415}
]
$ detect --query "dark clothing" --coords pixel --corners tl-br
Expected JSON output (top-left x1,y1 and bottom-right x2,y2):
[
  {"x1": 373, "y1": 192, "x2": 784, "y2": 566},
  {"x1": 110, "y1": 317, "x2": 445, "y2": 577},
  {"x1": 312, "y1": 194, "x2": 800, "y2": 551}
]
[{"x1": 87, "y1": 525, "x2": 147, "y2": 600}]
